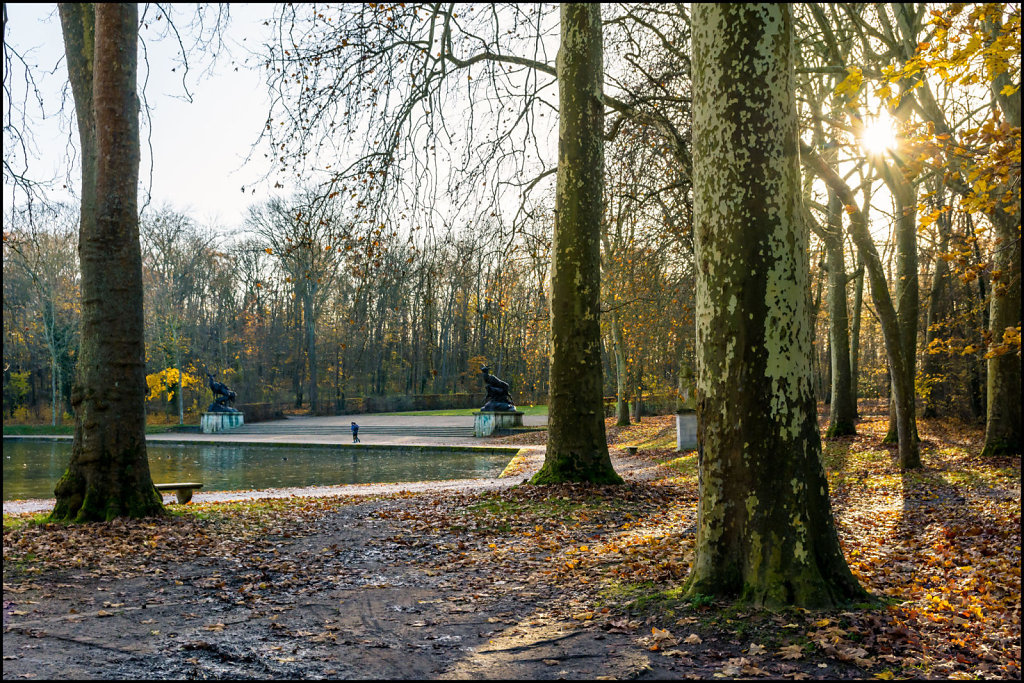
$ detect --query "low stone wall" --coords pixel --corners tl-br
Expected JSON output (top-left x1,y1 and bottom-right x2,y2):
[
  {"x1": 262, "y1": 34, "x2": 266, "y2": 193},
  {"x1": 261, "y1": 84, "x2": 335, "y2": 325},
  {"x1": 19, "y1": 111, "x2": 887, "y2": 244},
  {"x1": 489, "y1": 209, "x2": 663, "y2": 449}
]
[{"x1": 235, "y1": 403, "x2": 285, "y2": 423}]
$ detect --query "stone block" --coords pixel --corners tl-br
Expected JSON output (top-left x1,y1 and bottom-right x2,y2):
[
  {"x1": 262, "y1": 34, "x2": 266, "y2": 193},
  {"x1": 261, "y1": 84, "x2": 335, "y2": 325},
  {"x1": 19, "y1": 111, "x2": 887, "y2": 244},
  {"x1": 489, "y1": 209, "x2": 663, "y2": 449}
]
[{"x1": 201, "y1": 411, "x2": 245, "y2": 434}]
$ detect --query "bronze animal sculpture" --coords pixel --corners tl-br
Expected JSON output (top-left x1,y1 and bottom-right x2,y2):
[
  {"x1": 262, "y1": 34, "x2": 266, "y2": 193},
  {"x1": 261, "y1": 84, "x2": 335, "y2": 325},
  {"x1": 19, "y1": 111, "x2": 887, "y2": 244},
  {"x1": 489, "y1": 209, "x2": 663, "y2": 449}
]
[
  {"x1": 480, "y1": 365, "x2": 515, "y2": 412},
  {"x1": 206, "y1": 372, "x2": 239, "y2": 413}
]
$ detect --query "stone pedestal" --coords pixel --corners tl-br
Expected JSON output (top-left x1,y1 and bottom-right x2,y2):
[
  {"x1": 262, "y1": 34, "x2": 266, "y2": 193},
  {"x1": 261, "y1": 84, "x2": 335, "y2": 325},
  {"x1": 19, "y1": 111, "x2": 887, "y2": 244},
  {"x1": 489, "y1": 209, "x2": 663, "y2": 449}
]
[
  {"x1": 474, "y1": 410, "x2": 524, "y2": 437},
  {"x1": 201, "y1": 411, "x2": 244, "y2": 434},
  {"x1": 676, "y1": 410, "x2": 697, "y2": 451}
]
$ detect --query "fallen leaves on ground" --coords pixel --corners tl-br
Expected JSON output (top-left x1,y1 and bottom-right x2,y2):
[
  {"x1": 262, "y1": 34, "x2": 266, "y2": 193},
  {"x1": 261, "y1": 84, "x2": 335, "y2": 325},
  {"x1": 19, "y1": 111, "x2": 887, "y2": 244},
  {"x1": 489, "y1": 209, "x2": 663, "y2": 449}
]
[{"x1": 3, "y1": 411, "x2": 1019, "y2": 679}]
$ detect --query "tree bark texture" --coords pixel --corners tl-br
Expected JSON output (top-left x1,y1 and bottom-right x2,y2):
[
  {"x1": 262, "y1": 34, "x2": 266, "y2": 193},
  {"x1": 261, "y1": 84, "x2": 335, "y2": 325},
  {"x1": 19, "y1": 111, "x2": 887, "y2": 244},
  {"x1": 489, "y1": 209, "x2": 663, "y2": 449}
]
[
  {"x1": 688, "y1": 4, "x2": 865, "y2": 607},
  {"x1": 882, "y1": 174, "x2": 921, "y2": 462},
  {"x1": 532, "y1": 2, "x2": 621, "y2": 485},
  {"x1": 849, "y1": 255, "x2": 864, "y2": 417},
  {"x1": 51, "y1": 3, "x2": 164, "y2": 522},
  {"x1": 824, "y1": 192, "x2": 856, "y2": 437},
  {"x1": 982, "y1": 33, "x2": 1022, "y2": 457},
  {"x1": 983, "y1": 205, "x2": 1021, "y2": 456}
]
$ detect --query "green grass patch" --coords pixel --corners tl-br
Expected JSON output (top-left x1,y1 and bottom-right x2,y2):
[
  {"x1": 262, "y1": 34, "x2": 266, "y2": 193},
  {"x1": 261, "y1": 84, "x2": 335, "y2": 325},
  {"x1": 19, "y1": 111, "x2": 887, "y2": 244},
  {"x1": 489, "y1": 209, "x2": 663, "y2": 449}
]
[
  {"x1": 658, "y1": 452, "x2": 699, "y2": 481},
  {"x1": 3, "y1": 423, "x2": 190, "y2": 436},
  {"x1": 464, "y1": 491, "x2": 629, "y2": 530},
  {"x1": 2, "y1": 511, "x2": 50, "y2": 530},
  {"x1": 596, "y1": 579, "x2": 660, "y2": 609}
]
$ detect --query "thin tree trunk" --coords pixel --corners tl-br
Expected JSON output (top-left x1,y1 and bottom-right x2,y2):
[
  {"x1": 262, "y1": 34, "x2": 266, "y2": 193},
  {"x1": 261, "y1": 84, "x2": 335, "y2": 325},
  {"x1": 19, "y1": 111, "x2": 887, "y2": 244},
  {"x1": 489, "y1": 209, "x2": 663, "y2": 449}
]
[
  {"x1": 610, "y1": 311, "x2": 631, "y2": 426},
  {"x1": 532, "y1": 2, "x2": 621, "y2": 485},
  {"x1": 922, "y1": 195, "x2": 951, "y2": 418},
  {"x1": 882, "y1": 178, "x2": 920, "y2": 457},
  {"x1": 850, "y1": 255, "x2": 864, "y2": 417},
  {"x1": 825, "y1": 193, "x2": 856, "y2": 436},
  {"x1": 982, "y1": 199, "x2": 1021, "y2": 456},
  {"x1": 803, "y1": 150, "x2": 920, "y2": 469},
  {"x1": 305, "y1": 289, "x2": 318, "y2": 414},
  {"x1": 981, "y1": 30, "x2": 1022, "y2": 456}
]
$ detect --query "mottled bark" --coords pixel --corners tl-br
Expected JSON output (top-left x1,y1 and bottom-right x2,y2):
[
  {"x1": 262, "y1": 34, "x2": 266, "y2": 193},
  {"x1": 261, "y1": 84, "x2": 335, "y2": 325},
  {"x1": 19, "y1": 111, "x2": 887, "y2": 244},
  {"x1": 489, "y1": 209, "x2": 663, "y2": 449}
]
[
  {"x1": 688, "y1": 4, "x2": 865, "y2": 607},
  {"x1": 982, "y1": 196, "x2": 1021, "y2": 457},
  {"x1": 532, "y1": 3, "x2": 621, "y2": 485},
  {"x1": 51, "y1": 3, "x2": 164, "y2": 522},
  {"x1": 982, "y1": 27, "x2": 1022, "y2": 457}
]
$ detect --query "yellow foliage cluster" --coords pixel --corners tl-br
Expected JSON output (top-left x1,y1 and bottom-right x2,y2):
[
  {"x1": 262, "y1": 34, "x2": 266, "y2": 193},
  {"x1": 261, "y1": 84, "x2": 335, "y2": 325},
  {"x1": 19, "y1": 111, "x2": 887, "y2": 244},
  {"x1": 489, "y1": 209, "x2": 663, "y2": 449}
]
[{"x1": 145, "y1": 367, "x2": 202, "y2": 403}]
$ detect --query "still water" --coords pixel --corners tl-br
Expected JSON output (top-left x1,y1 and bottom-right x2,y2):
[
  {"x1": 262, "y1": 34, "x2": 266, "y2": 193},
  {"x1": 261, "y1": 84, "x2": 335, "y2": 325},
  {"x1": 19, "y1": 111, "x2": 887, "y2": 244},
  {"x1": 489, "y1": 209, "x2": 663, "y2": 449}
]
[{"x1": 2, "y1": 439, "x2": 514, "y2": 501}]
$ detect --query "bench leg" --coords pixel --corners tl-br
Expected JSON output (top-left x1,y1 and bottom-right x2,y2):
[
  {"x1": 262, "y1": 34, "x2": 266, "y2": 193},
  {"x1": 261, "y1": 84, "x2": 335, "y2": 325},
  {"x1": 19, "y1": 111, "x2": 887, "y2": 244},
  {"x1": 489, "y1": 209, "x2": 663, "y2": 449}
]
[{"x1": 176, "y1": 489, "x2": 193, "y2": 504}]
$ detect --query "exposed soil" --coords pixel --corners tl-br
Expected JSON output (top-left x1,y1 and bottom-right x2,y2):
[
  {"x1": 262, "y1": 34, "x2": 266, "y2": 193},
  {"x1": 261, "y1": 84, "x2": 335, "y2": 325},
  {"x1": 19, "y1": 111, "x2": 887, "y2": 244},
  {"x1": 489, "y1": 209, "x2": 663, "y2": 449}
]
[
  {"x1": 4, "y1": 414, "x2": 1019, "y2": 680},
  {"x1": 2, "y1": 480, "x2": 689, "y2": 679}
]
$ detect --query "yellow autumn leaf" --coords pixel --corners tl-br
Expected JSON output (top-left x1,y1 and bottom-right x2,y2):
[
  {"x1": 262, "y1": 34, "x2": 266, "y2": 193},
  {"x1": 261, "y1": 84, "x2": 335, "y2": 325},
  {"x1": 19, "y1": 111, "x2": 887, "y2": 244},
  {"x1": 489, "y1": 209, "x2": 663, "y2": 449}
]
[{"x1": 779, "y1": 644, "x2": 804, "y2": 659}]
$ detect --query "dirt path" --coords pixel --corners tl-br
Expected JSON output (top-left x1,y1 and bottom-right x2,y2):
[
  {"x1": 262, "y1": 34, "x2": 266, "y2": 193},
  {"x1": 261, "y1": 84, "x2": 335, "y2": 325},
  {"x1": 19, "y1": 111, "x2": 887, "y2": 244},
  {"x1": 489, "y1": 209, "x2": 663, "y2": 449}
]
[{"x1": 3, "y1": 450, "x2": 697, "y2": 680}]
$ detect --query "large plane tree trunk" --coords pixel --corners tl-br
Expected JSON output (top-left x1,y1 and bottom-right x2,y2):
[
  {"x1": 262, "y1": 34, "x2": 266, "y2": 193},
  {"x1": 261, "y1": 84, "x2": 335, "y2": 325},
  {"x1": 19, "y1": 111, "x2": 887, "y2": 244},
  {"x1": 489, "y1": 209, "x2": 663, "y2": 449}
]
[
  {"x1": 51, "y1": 3, "x2": 164, "y2": 522},
  {"x1": 687, "y1": 3, "x2": 865, "y2": 607}
]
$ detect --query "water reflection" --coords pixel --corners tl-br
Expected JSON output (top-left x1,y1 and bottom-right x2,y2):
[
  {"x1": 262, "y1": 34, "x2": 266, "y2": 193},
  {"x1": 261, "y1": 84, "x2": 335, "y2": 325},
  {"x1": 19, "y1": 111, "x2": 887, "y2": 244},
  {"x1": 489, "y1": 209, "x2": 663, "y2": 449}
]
[{"x1": 2, "y1": 440, "x2": 513, "y2": 501}]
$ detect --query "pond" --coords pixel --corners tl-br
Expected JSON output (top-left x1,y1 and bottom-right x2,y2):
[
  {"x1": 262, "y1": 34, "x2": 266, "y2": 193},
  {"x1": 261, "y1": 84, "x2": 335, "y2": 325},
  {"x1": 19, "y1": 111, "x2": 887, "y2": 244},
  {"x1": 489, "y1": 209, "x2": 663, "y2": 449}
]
[{"x1": 2, "y1": 439, "x2": 516, "y2": 501}]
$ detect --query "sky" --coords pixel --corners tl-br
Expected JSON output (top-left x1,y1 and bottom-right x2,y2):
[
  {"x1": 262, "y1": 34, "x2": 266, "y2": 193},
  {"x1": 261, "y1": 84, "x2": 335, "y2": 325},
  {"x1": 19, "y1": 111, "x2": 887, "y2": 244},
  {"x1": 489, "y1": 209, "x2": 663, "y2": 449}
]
[
  {"x1": 3, "y1": 3, "x2": 904, "y2": 245},
  {"x1": 3, "y1": 3, "x2": 283, "y2": 231}
]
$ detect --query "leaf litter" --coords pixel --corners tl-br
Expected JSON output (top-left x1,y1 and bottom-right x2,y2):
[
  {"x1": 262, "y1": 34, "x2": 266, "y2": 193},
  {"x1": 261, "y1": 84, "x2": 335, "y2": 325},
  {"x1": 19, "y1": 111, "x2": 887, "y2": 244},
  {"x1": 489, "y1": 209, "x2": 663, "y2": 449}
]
[{"x1": 3, "y1": 412, "x2": 1019, "y2": 679}]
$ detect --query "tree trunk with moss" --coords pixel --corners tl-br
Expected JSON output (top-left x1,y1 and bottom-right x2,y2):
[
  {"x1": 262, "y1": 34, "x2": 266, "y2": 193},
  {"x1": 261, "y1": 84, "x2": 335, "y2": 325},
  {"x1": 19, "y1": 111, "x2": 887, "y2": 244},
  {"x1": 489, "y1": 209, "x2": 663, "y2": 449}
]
[
  {"x1": 532, "y1": 3, "x2": 621, "y2": 485},
  {"x1": 686, "y1": 3, "x2": 865, "y2": 607},
  {"x1": 882, "y1": 176, "x2": 920, "y2": 459},
  {"x1": 982, "y1": 214, "x2": 1021, "y2": 457},
  {"x1": 982, "y1": 39, "x2": 1021, "y2": 458},
  {"x1": 50, "y1": 3, "x2": 164, "y2": 522}
]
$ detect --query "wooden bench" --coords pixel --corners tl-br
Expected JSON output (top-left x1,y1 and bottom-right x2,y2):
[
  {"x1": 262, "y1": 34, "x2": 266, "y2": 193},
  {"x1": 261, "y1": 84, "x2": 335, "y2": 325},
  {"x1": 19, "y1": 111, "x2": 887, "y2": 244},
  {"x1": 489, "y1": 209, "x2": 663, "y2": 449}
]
[{"x1": 155, "y1": 482, "x2": 203, "y2": 504}]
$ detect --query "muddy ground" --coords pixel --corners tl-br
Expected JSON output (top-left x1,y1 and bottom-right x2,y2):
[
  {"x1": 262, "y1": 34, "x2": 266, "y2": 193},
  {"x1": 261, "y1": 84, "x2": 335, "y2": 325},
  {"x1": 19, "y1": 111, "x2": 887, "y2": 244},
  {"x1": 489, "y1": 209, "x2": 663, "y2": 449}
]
[
  {"x1": 2, "y1": 464, "x2": 709, "y2": 679},
  {"x1": 2, "y1": 446, "x2": 853, "y2": 680},
  {"x1": 4, "y1": 496, "x2": 659, "y2": 679},
  {"x1": 8, "y1": 413, "x2": 1016, "y2": 680}
]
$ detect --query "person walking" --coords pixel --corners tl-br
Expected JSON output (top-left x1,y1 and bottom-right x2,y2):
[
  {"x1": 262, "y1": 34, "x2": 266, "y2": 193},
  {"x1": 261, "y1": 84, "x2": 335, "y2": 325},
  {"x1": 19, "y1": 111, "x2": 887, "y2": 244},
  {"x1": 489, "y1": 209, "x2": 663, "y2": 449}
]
[{"x1": 351, "y1": 421, "x2": 360, "y2": 443}]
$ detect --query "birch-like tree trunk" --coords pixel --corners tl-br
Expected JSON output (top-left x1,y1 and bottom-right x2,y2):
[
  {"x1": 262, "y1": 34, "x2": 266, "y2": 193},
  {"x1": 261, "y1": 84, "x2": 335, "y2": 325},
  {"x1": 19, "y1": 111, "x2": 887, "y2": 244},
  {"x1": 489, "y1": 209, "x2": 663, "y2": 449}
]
[
  {"x1": 609, "y1": 311, "x2": 631, "y2": 426},
  {"x1": 532, "y1": 2, "x2": 621, "y2": 485},
  {"x1": 882, "y1": 173, "x2": 921, "y2": 459},
  {"x1": 51, "y1": 2, "x2": 164, "y2": 522},
  {"x1": 688, "y1": 4, "x2": 865, "y2": 606},
  {"x1": 850, "y1": 254, "x2": 864, "y2": 417}
]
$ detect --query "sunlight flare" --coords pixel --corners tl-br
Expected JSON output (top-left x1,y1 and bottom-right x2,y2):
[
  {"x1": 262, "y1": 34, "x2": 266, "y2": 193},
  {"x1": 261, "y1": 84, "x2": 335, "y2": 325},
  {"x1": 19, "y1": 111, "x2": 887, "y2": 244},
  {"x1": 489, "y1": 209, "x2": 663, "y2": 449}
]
[{"x1": 860, "y1": 111, "x2": 898, "y2": 156}]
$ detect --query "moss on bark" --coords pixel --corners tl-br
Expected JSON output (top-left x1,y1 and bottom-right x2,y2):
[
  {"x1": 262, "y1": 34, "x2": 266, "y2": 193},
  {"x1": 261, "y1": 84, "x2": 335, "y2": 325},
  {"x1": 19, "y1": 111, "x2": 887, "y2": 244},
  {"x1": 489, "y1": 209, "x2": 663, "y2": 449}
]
[
  {"x1": 688, "y1": 4, "x2": 867, "y2": 608},
  {"x1": 533, "y1": 3, "x2": 621, "y2": 485}
]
